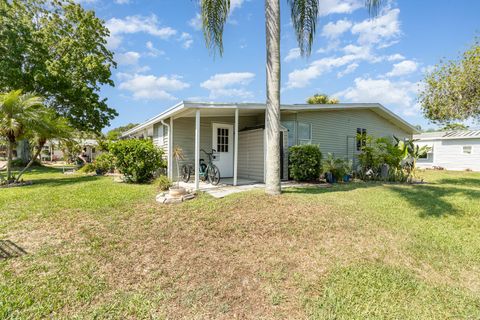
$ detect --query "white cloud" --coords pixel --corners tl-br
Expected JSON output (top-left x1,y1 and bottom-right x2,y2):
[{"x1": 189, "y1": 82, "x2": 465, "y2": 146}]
[
  {"x1": 201, "y1": 72, "x2": 255, "y2": 99},
  {"x1": 114, "y1": 0, "x2": 130, "y2": 4},
  {"x1": 116, "y1": 51, "x2": 140, "y2": 65},
  {"x1": 145, "y1": 41, "x2": 165, "y2": 57},
  {"x1": 318, "y1": 0, "x2": 362, "y2": 16},
  {"x1": 387, "y1": 53, "x2": 405, "y2": 61},
  {"x1": 119, "y1": 74, "x2": 190, "y2": 100},
  {"x1": 188, "y1": 13, "x2": 202, "y2": 30},
  {"x1": 335, "y1": 77, "x2": 421, "y2": 116},
  {"x1": 106, "y1": 15, "x2": 177, "y2": 49},
  {"x1": 321, "y1": 19, "x2": 352, "y2": 38},
  {"x1": 351, "y1": 9, "x2": 401, "y2": 45},
  {"x1": 230, "y1": 0, "x2": 246, "y2": 13},
  {"x1": 337, "y1": 63, "x2": 359, "y2": 78},
  {"x1": 386, "y1": 60, "x2": 418, "y2": 77},
  {"x1": 287, "y1": 45, "x2": 377, "y2": 88},
  {"x1": 179, "y1": 32, "x2": 193, "y2": 49},
  {"x1": 284, "y1": 48, "x2": 301, "y2": 62}
]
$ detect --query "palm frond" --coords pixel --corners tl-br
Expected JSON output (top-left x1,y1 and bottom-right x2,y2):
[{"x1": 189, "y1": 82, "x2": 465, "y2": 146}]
[
  {"x1": 287, "y1": 0, "x2": 319, "y2": 57},
  {"x1": 200, "y1": 0, "x2": 230, "y2": 56},
  {"x1": 365, "y1": 0, "x2": 383, "y2": 17}
]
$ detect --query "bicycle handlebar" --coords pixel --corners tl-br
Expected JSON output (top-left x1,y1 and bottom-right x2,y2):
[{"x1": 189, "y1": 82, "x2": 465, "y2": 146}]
[{"x1": 200, "y1": 148, "x2": 216, "y2": 155}]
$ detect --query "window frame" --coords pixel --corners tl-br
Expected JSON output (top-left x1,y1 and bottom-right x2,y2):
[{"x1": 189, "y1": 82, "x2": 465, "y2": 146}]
[
  {"x1": 462, "y1": 146, "x2": 472, "y2": 155},
  {"x1": 297, "y1": 122, "x2": 312, "y2": 145},
  {"x1": 356, "y1": 128, "x2": 367, "y2": 151}
]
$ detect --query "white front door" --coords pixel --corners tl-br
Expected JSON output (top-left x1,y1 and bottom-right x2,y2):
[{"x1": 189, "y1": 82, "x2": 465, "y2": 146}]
[{"x1": 212, "y1": 123, "x2": 234, "y2": 177}]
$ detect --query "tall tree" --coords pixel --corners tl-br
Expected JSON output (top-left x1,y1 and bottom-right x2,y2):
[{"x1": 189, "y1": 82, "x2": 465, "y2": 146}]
[
  {"x1": 105, "y1": 123, "x2": 139, "y2": 141},
  {"x1": 0, "y1": 90, "x2": 46, "y2": 182},
  {"x1": 307, "y1": 93, "x2": 339, "y2": 104},
  {"x1": 419, "y1": 38, "x2": 480, "y2": 124},
  {"x1": 199, "y1": 0, "x2": 382, "y2": 194},
  {"x1": 0, "y1": 0, "x2": 117, "y2": 132}
]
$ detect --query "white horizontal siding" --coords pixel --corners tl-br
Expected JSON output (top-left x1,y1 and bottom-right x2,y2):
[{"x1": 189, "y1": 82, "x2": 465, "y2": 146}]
[
  {"x1": 417, "y1": 138, "x2": 480, "y2": 171},
  {"x1": 238, "y1": 129, "x2": 265, "y2": 181}
]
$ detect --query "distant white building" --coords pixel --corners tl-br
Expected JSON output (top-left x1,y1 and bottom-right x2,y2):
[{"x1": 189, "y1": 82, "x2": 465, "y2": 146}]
[{"x1": 414, "y1": 130, "x2": 480, "y2": 171}]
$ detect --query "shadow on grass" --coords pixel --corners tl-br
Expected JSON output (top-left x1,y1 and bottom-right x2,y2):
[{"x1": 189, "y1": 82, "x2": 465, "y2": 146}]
[
  {"x1": 283, "y1": 181, "x2": 373, "y2": 195},
  {"x1": 437, "y1": 178, "x2": 480, "y2": 188},
  {"x1": 30, "y1": 175, "x2": 102, "y2": 187},
  {"x1": 0, "y1": 240, "x2": 27, "y2": 260},
  {"x1": 388, "y1": 184, "x2": 480, "y2": 218}
]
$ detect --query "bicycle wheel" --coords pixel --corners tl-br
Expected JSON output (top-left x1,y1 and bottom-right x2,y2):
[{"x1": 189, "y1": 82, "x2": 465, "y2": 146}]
[
  {"x1": 180, "y1": 164, "x2": 191, "y2": 182},
  {"x1": 207, "y1": 165, "x2": 221, "y2": 185}
]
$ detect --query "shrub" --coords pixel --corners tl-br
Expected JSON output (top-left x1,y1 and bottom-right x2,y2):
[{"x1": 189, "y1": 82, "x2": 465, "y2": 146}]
[
  {"x1": 289, "y1": 144, "x2": 322, "y2": 181},
  {"x1": 109, "y1": 139, "x2": 166, "y2": 183},
  {"x1": 154, "y1": 175, "x2": 172, "y2": 191},
  {"x1": 94, "y1": 152, "x2": 116, "y2": 174},
  {"x1": 77, "y1": 163, "x2": 96, "y2": 174}
]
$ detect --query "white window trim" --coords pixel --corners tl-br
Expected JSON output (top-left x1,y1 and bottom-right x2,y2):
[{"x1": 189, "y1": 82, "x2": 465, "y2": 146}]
[{"x1": 298, "y1": 122, "x2": 312, "y2": 145}]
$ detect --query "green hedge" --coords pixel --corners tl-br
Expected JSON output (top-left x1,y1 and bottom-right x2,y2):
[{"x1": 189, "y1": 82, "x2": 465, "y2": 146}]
[
  {"x1": 288, "y1": 144, "x2": 322, "y2": 181},
  {"x1": 109, "y1": 139, "x2": 166, "y2": 183}
]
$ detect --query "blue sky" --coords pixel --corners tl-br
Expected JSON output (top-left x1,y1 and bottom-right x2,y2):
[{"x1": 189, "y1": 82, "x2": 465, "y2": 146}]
[{"x1": 78, "y1": 0, "x2": 480, "y2": 131}]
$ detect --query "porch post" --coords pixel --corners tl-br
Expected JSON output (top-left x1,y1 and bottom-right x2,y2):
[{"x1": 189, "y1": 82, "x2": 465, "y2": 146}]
[
  {"x1": 194, "y1": 109, "x2": 200, "y2": 191},
  {"x1": 233, "y1": 108, "x2": 239, "y2": 186},
  {"x1": 169, "y1": 117, "x2": 174, "y2": 179}
]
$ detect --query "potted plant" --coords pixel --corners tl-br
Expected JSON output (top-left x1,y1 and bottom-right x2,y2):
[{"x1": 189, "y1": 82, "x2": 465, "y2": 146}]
[
  {"x1": 322, "y1": 153, "x2": 337, "y2": 183},
  {"x1": 169, "y1": 145, "x2": 187, "y2": 196}
]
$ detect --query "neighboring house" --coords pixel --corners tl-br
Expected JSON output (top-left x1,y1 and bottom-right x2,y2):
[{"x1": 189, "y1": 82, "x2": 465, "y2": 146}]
[
  {"x1": 123, "y1": 101, "x2": 418, "y2": 188},
  {"x1": 414, "y1": 130, "x2": 480, "y2": 171},
  {"x1": 40, "y1": 139, "x2": 100, "y2": 163}
]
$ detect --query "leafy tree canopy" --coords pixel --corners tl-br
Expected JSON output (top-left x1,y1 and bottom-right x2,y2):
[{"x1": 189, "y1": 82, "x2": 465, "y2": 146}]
[
  {"x1": 306, "y1": 93, "x2": 339, "y2": 105},
  {"x1": 105, "y1": 123, "x2": 139, "y2": 140},
  {"x1": 441, "y1": 123, "x2": 469, "y2": 131},
  {"x1": 0, "y1": 0, "x2": 117, "y2": 132},
  {"x1": 419, "y1": 38, "x2": 480, "y2": 124}
]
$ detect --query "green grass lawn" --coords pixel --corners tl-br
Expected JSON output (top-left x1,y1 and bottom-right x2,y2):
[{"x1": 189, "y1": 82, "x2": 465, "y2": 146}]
[{"x1": 1, "y1": 167, "x2": 479, "y2": 319}]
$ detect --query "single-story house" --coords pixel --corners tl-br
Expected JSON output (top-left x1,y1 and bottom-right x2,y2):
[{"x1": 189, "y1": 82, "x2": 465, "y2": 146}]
[
  {"x1": 414, "y1": 130, "x2": 480, "y2": 171},
  {"x1": 40, "y1": 139, "x2": 101, "y2": 163},
  {"x1": 122, "y1": 101, "x2": 418, "y2": 189}
]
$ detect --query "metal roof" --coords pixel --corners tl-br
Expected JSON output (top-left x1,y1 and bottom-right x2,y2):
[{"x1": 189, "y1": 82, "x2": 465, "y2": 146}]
[
  {"x1": 414, "y1": 130, "x2": 480, "y2": 140},
  {"x1": 122, "y1": 101, "x2": 420, "y2": 137}
]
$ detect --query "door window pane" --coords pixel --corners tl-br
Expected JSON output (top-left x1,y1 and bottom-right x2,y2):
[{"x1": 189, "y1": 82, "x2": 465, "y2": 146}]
[{"x1": 217, "y1": 127, "x2": 229, "y2": 152}]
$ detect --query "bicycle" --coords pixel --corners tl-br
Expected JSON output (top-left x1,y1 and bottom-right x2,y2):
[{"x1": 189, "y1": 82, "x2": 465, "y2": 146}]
[{"x1": 180, "y1": 149, "x2": 221, "y2": 185}]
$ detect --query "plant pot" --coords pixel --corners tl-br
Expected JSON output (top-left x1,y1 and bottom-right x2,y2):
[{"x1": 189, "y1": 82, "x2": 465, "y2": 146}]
[
  {"x1": 325, "y1": 172, "x2": 334, "y2": 183},
  {"x1": 169, "y1": 186, "x2": 186, "y2": 197}
]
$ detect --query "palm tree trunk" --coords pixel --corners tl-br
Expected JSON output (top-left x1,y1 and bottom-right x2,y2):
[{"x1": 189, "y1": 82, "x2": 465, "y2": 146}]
[
  {"x1": 264, "y1": 0, "x2": 281, "y2": 195},
  {"x1": 15, "y1": 143, "x2": 44, "y2": 183},
  {"x1": 6, "y1": 141, "x2": 14, "y2": 182}
]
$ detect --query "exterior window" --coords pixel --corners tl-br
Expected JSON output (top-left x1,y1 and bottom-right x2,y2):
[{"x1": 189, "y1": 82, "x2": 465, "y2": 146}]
[
  {"x1": 463, "y1": 146, "x2": 472, "y2": 154},
  {"x1": 356, "y1": 128, "x2": 367, "y2": 151},
  {"x1": 217, "y1": 128, "x2": 229, "y2": 152},
  {"x1": 91, "y1": 147, "x2": 96, "y2": 154},
  {"x1": 298, "y1": 122, "x2": 312, "y2": 144},
  {"x1": 281, "y1": 121, "x2": 296, "y2": 147},
  {"x1": 419, "y1": 153, "x2": 428, "y2": 159}
]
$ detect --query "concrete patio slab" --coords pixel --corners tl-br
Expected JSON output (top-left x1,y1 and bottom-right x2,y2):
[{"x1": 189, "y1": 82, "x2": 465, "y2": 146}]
[{"x1": 179, "y1": 179, "x2": 332, "y2": 198}]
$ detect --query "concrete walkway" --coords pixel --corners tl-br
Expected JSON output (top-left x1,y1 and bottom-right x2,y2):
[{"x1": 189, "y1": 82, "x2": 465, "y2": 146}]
[{"x1": 179, "y1": 178, "x2": 331, "y2": 198}]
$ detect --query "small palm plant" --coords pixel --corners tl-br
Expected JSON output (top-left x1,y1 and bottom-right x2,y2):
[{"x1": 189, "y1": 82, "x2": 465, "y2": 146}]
[
  {"x1": 172, "y1": 145, "x2": 185, "y2": 188},
  {"x1": 0, "y1": 90, "x2": 45, "y2": 183}
]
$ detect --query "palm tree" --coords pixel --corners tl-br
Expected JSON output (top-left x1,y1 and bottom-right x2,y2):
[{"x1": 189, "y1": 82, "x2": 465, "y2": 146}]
[
  {"x1": 15, "y1": 110, "x2": 73, "y2": 182},
  {"x1": 199, "y1": 0, "x2": 383, "y2": 195},
  {"x1": 0, "y1": 90, "x2": 45, "y2": 182}
]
